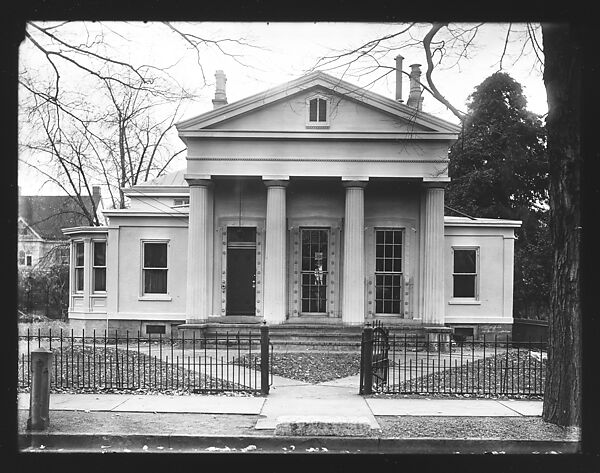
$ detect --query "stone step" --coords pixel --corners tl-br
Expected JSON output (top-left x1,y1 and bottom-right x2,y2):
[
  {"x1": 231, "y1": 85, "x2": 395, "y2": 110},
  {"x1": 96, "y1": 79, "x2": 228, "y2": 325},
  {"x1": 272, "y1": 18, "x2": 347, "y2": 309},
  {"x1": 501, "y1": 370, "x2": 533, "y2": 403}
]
[{"x1": 274, "y1": 415, "x2": 375, "y2": 437}]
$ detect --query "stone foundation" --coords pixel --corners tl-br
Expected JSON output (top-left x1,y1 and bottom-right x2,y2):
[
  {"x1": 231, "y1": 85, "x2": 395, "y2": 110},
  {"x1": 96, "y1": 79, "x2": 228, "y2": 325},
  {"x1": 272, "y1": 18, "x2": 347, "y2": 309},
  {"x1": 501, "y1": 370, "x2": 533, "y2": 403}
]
[
  {"x1": 67, "y1": 318, "x2": 185, "y2": 338},
  {"x1": 446, "y1": 323, "x2": 512, "y2": 341}
]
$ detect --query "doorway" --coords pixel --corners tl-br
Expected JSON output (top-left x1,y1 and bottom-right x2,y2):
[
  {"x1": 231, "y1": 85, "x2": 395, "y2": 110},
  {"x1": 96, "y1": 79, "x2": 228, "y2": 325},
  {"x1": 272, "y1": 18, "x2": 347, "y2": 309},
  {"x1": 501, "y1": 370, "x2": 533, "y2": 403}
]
[{"x1": 226, "y1": 227, "x2": 256, "y2": 315}]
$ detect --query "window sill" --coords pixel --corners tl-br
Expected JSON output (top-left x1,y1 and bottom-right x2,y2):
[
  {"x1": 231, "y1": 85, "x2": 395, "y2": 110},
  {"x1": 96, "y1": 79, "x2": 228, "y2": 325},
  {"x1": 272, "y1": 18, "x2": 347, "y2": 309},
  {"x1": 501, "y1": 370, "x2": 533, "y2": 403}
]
[
  {"x1": 139, "y1": 295, "x2": 172, "y2": 302},
  {"x1": 305, "y1": 123, "x2": 330, "y2": 129},
  {"x1": 448, "y1": 299, "x2": 481, "y2": 305}
]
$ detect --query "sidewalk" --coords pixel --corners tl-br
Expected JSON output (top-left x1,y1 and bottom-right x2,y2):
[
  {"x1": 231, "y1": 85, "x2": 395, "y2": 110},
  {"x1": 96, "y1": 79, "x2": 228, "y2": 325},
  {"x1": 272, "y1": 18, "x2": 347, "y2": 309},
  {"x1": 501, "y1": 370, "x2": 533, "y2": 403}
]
[{"x1": 17, "y1": 373, "x2": 580, "y2": 454}]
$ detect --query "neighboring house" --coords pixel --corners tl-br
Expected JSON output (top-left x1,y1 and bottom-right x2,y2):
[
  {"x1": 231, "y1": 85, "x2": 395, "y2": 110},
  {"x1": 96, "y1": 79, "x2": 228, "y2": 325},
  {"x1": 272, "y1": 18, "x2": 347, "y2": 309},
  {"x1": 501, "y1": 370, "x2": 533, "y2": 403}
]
[
  {"x1": 64, "y1": 63, "x2": 520, "y2": 339},
  {"x1": 19, "y1": 187, "x2": 103, "y2": 270}
]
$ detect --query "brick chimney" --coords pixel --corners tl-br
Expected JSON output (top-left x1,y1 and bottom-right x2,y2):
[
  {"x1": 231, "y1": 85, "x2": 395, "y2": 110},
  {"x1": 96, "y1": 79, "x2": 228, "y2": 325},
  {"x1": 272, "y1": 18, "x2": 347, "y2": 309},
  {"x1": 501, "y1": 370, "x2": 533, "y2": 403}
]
[
  {"x1": 92, "y1": 186, "x2": 101, "y2": 200},
  {"x1": 395, "y1": 55, "x2": 404, "y2": 102},
  {"x1": 212, "y1": 70, "x2": 228, "y2": 109},
  {"x1": 407, "y1": 64, "x2": 423, "y2": 111}
]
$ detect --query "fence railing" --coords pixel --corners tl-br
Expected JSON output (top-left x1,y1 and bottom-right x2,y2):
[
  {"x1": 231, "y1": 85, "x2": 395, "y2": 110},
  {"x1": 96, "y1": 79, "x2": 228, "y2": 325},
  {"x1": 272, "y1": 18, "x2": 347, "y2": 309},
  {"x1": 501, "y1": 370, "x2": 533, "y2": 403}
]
[
  {"x1": 360, "y1": 325, "x2": 547, "y2": 397},
  {"x1": 18, "y1": 327, "x2": 272, "y2": 394}
]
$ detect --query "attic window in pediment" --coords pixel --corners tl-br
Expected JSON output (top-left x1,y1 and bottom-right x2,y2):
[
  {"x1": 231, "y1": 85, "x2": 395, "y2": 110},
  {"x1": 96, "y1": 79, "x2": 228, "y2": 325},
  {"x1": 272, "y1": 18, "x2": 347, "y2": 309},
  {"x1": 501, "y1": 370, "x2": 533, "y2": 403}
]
[{"x1": 306, "y1": 96, "x2": 329, "y2": 128}]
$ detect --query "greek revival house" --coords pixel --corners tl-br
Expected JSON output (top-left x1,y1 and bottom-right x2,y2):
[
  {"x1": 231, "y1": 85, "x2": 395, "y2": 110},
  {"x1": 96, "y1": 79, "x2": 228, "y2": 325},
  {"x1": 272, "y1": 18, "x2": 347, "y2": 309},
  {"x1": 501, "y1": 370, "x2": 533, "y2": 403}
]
[{"x1": 64, "y1": 62, "x2": 520, "y2": 339}]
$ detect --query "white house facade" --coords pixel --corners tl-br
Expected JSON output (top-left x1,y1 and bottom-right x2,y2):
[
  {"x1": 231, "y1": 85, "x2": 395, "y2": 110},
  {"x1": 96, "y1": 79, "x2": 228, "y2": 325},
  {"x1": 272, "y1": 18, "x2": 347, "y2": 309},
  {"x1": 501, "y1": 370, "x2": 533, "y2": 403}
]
[{"x1": 64, "y1": 64, "x2": 520, "y2": 340}]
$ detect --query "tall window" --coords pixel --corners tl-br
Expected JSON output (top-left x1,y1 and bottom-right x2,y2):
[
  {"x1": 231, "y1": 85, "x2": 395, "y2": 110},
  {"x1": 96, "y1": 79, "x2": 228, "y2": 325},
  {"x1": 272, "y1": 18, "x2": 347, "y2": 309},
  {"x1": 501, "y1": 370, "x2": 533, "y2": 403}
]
[
  {"x1": 18, "y1": 250, "x2": 25, "y2": 266},
  {"x1": 453, "y1": 248, "x2": 478, "y2": 298},
  {"x1": 93, "y1": 241, "x2": 106, "y2": 292},
  {"x1": 375, "y1": 229, "x2": 403, "y2": 314},
  {"x1": 75, "y1": 242, "x2": 84, "y2": 291},
  {"x1": 143, "y1": 242, "x2": 168, "y2": 294},
  {"x1": 26, "y1": 254, "x2": 32, "y2": 266},
  {"x1": 301, "y1": 228, "x2": 328, "y2": 313}
]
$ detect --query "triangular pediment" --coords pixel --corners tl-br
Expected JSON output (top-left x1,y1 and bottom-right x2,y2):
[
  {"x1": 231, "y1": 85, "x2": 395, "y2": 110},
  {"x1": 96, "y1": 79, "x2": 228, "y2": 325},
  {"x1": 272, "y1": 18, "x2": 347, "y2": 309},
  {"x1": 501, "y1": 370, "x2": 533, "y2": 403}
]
[{"x1": 177, "y1": 71, "x2": 461, "y2": 136}]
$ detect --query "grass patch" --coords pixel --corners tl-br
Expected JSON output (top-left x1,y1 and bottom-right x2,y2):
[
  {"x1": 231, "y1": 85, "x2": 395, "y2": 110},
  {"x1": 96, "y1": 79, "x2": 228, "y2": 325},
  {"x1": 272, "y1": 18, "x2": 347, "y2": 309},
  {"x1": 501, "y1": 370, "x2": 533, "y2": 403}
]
[
  {"x1": 390, "y1": 350, "x2": 546, "y2": 398},
  {"x1": 18, "y1": 343, "x2": 260, "y2": 394}
]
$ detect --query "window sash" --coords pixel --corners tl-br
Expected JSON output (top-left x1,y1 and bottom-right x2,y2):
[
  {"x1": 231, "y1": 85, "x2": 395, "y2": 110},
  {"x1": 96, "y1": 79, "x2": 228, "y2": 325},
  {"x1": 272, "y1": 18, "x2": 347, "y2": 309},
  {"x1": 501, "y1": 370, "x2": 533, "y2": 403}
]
[
  {"x1": 92, "y1": 241, "x2": 106, "y2": 292},
  {"x1": 308, "y1": 97, "x2": 327, "y2": 123},
  {"x1": 374, "y1": 229, "x2": 403, "y2": 314},
  {"x1": 142, "y1": 242, "x2": 168, "y2": 294},
  {"x1": 452, "y1": 249, "x2": 478, "y2": 298},
  {"x1": 300, "y1": 228, "x2": 328, "y2": 313}
]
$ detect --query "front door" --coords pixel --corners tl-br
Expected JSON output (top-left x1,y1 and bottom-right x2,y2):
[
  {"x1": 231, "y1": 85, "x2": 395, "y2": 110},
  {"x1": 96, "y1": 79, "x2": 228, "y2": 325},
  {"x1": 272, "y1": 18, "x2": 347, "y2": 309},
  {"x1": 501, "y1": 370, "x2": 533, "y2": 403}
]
[{"x1": 226, "y1": 227, "x2": 256, "y2": 315}]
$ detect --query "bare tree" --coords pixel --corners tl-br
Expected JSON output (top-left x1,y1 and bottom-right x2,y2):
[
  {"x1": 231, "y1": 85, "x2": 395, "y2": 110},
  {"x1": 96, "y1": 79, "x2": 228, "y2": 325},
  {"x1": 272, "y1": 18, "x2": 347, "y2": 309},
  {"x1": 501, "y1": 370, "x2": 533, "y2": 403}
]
[
  {"x1": 19, "y1": 21, "x2": 261, "y2": 218},
  {"x1": 313, "y1": 22, "x2": 581, "y2": 429}
]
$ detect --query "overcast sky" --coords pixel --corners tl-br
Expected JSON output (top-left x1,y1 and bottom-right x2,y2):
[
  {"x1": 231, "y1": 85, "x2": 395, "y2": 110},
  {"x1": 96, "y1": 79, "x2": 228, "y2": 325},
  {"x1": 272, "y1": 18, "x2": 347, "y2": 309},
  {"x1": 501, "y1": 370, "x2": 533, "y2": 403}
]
[{"x1": 18, "y1": 22, "x2": 546, "y2": 195}]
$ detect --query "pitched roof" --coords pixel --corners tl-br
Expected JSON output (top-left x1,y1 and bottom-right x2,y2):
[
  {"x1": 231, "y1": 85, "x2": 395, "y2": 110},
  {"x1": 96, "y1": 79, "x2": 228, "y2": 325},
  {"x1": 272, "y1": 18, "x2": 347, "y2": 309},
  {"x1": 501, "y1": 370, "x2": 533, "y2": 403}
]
[
  {"x1": 19, "y1": 193, "x2": 102, "y2": 240},
  {"x1": 177, "y1": 70, "x2": 461, "y2": 134}
]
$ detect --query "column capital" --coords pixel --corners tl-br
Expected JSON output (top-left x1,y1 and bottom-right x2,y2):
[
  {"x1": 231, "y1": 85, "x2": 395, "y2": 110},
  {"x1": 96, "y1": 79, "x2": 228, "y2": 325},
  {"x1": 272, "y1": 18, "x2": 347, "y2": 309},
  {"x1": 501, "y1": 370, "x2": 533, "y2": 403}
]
[
  {"x1": 422, "y1": 180, "x2": 448, "y2": 190},
  {"x1": 342, "y1": 180, "x2": 368, "y2": 189},
  {"x1": 184, "y1": 174, "x2": 213, "y2": 187},
  {"x1": 263, "y1": 179, "x2": 289, "y2": 188}
]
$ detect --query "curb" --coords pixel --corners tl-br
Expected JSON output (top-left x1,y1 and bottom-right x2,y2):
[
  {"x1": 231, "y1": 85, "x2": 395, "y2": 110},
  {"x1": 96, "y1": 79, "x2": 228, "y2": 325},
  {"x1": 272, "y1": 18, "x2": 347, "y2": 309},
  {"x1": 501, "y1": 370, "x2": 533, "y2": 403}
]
[{"x1": 19, "y1": 433, "x2": 581, "y2": 454}]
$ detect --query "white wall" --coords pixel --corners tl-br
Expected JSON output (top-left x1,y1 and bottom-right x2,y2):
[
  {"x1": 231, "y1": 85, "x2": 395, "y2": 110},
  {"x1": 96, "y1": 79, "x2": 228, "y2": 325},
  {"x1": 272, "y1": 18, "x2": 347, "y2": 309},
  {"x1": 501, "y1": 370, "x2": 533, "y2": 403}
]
[{"x1": 444, "y1": 225, "x2": 516, "y2": 324}]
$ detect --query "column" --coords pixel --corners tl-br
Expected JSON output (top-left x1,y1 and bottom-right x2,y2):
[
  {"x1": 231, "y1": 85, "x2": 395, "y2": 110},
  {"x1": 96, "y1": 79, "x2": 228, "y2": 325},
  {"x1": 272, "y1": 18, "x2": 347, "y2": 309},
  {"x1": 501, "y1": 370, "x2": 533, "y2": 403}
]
[
  {"x1": 421, "y1": 182, "x2": 446, "y2": 325},
  {"x1": 185, "y1": 177, "x2": 212, "y2": 322},
  {"x1": 263, "y1": 180, "x2": 288, "y2": 324},
  {"x1": 342, "y1": 180, "x2": 367, "y2": 325}
]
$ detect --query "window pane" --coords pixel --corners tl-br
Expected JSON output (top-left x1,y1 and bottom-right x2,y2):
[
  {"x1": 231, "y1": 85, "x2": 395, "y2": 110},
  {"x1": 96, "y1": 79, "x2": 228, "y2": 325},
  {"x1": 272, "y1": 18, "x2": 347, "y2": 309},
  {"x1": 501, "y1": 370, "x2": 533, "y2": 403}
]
[
  {"x1": 94, "y1": 241, "x2": 106, "y2": 266},
  {"x1": 144, "y1": 269, "x2": 167, "y2": 294},
  {"x1": 454, "y1": 250, "x2": 476, "y2": 273},
  {"x1": 453, "y1": 275, "x2": 475, "y2": 298},
  {"x1": 144, "y1": 243, "x2": 167, "y2": 268},
  {"x1": 392, "y1": 257, "x2": 402, "y2": 272},
  {"x1": 318, "y1": 98, "x2": 326, "y2": 121},
  {"x1": 227, "y1": 227, "x2": 256, "y2": 244},
  {"x1": 76, "y1": 268, "x2": 84, "y2": 291},
  {"x1": 309, "y1": 99, "x2": 317, "y2": 121},
  {"x1": 76, "y1": 242, "x2": 84, "y2": 266},
  {"x1": 26, "y1": 255, "x2": 32, "y2": 266},
  {"x1": 94, "y1": 268, "x2": 106, "y2": 292}
]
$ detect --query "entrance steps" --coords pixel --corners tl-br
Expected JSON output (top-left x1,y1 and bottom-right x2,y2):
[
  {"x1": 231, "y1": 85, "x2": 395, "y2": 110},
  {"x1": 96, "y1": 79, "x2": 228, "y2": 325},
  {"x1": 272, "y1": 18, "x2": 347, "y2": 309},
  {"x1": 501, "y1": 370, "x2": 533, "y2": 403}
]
[{"x1": 178, "y1": 321, "x2": 428, "y2": 351}]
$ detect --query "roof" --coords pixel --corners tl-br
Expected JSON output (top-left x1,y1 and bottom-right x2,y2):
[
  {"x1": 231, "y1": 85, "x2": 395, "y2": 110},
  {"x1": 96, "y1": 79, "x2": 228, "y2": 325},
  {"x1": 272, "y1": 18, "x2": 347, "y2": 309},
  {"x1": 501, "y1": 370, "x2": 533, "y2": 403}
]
[
  {"x1": 177, "y1": 71, "x2": 461, "y2": 135},
  {"x1": 140, "y1": 169, "x2": 187, "y2": 187},
  {"x1": 19, "y1": 193, "x2": 102, "y2": 240},
  {"x1": 444, "y1": 216, "x2": 522, "y2": 228}
]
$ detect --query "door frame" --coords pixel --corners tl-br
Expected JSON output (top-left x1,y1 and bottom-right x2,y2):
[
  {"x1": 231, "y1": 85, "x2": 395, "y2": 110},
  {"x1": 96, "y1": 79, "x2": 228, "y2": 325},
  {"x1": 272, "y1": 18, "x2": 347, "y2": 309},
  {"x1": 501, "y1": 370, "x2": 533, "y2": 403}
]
[
  {"x1": 288, "y1": 217, "x2": 342, "y2": 319},
  {"x1": 217, "y1": 218, "x2": 265, "y2": 318}
]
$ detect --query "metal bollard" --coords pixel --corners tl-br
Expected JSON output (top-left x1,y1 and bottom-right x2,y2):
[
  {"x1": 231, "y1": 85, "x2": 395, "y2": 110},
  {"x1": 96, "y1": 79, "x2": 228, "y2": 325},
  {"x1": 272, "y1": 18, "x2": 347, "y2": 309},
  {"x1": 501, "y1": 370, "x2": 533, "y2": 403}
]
[
  {"x1": 260, "y1": 322, "x2": 270, "y2": 395},
  {"x1": 27, "y1": 348, "x2": 53, "y2": 431}
]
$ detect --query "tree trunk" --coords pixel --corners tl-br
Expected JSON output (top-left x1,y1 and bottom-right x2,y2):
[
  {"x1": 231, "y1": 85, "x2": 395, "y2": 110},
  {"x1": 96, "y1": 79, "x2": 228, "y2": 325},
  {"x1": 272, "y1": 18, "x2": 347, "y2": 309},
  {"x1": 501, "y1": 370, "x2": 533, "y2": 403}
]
[{"x1": 541, "y1": 23, "x2": 582, "y2": 427}]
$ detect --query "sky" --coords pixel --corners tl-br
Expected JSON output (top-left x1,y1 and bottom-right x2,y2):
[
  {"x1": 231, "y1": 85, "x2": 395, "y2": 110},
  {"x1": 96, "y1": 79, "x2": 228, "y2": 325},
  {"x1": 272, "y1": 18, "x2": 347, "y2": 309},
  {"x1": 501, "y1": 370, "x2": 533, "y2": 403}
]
[{"x1": 18, "y1": 22, "x2": 547, "y2": 196}]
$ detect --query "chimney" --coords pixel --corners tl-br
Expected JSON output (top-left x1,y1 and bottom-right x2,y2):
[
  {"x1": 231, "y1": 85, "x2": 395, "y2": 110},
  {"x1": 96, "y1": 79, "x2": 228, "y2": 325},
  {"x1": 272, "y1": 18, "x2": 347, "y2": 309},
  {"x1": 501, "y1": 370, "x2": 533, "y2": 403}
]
[
  {"x1": 92, "y1": 186, "x2": 101, "y2": 199},
  {"x1": 407, "y1": 63, "x2": 423, "y2": 111},
  {"x1": 212, "y1": 70, "x2": 228, "y2": 109},
  {"x1": 395, "y1": 55, "x2": 404, "y2": 102}
]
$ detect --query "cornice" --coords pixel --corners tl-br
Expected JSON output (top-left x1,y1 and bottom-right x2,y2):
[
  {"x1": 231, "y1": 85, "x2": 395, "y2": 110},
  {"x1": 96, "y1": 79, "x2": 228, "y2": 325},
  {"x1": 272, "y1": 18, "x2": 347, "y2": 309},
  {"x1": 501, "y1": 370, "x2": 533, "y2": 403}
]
[
  {"x1": 187, "y1": 156, "x2": 449, "y2": 163},
  {"x1": 178, "y1": 130, "x2": 458, "y2": 141}
]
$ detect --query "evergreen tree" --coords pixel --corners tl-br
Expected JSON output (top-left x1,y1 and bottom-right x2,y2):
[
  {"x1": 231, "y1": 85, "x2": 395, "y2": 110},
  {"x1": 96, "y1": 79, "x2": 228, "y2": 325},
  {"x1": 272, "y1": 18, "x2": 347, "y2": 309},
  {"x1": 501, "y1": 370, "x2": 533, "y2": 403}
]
[{"x1": 446, "y1": 72, "x2": 551, "y2": 319}]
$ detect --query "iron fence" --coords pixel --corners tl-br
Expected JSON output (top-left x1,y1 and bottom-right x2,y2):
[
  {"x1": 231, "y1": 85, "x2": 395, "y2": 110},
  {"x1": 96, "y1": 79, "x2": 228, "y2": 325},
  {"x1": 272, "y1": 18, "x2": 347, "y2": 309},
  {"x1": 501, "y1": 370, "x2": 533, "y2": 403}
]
[
  {"x1": 360, "y1": 324, "x2": 547, "y2": 397},
  {"x1": 18, "y1": 328, "x2": 272, "y2": 394}
]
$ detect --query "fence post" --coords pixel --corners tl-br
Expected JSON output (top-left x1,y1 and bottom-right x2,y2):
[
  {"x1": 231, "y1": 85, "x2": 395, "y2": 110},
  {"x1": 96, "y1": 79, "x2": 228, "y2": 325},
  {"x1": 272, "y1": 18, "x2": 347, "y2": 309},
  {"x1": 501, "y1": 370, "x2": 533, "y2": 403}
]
[
  {"x1": 361, "y1": 324, "x2": 374, "y2": 395},
  {"x1": 260, "y1": 322, "x2": 270, "y2": 395},
  {"x1": 27, "y1": 348, "x2": 52, "y2": 431}
]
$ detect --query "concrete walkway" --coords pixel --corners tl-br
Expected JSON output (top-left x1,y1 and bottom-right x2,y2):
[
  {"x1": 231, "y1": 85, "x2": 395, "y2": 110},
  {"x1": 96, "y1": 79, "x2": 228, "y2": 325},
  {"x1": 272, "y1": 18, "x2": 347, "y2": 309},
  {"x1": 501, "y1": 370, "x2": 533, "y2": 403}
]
[{"x1": 18, "y1": 371, "x2": 543, "y2": 427}]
